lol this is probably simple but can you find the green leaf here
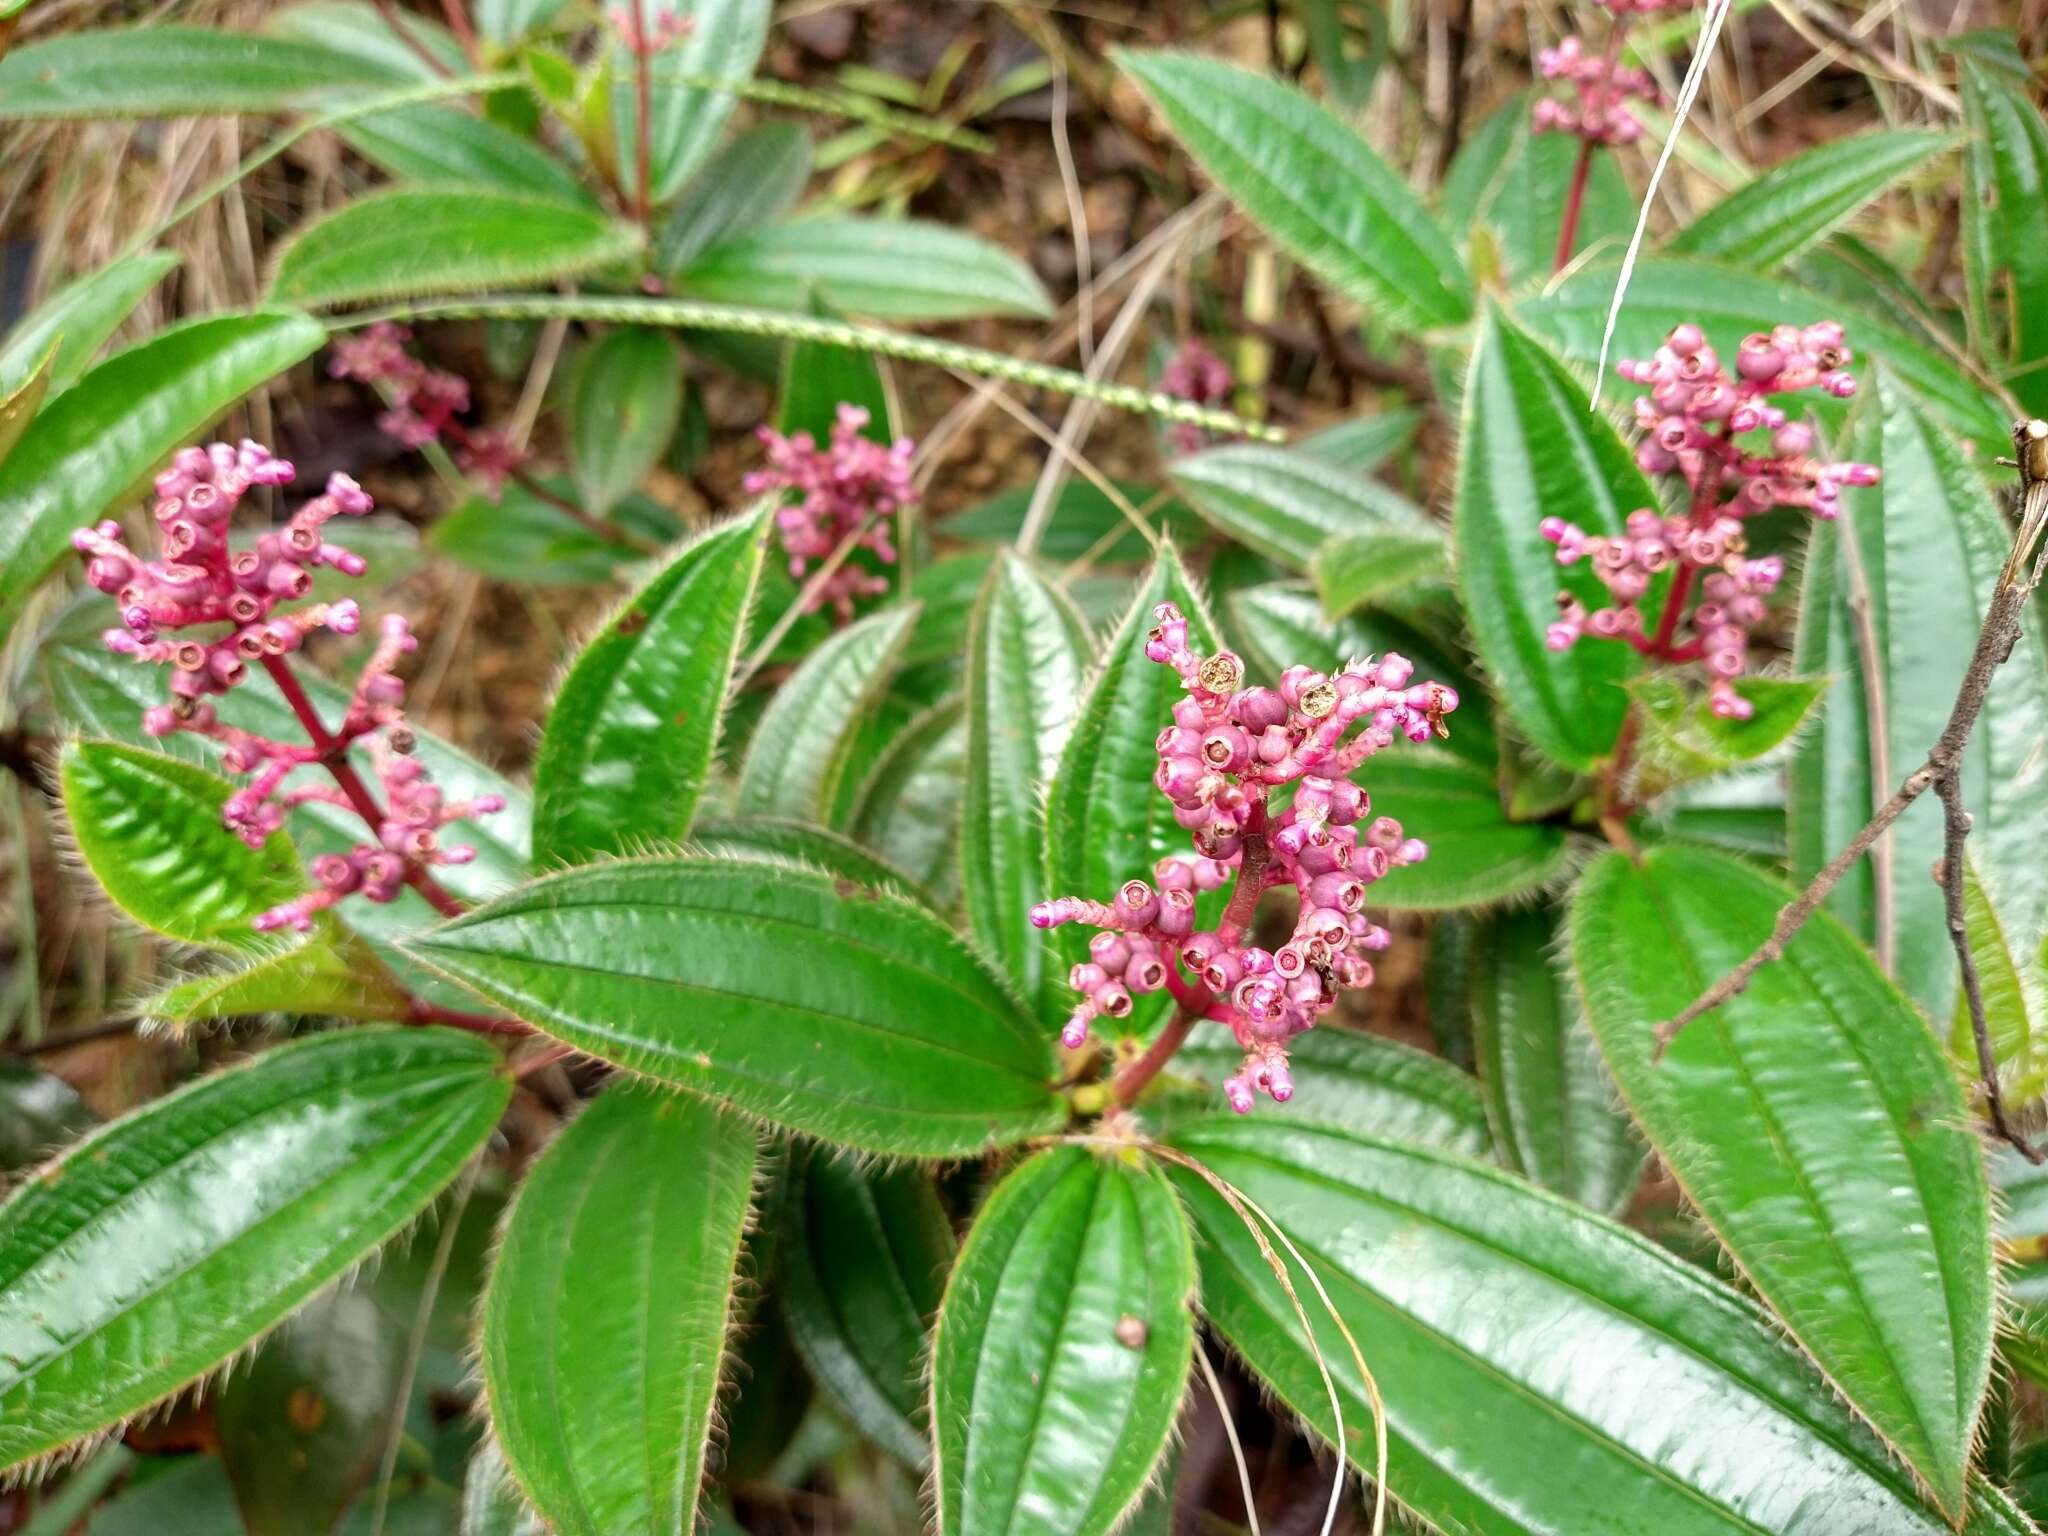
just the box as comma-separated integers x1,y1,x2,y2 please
1312,528,1452,620
1961,62,2048,408
0,1027,508,1475
616,0,770,206
60,740,305,949
1168,441,1434,572
1044,549,1218,1014
1516,257,2009,457
1359,748,1572,911
735,604,919,823
138,932,415,1027
482,1088,751,1536
0,1062,92,1173
778,327,892,445
1114,49,1470,333
0,342,53,474
1172,1021,1491,1154
0,25,406,118
679,218,1053,321
1453,305,1651,773
1441,92,1634,284
1297,408,1423,474
569,327,684,517
1468,907,1642,1214
1790,371,2048,1022
404,855,1063,1156
656,121,813,276
851,699,967,908
0,251,179,395
1570,844,1994,1517
1948,860,2048,1110
264,1,465,81
271,191,642,308
1670,130,1953,270
462,1442,546,1536
477,0,568,46
944,479,1199,563
337,105,596,207
778,1151,954,1466
533,511,765,864
1168,1115,2016,1536
1628,674,1829,793
427,479,673,586
932,1147,1194,1536
0,309,325,646
964,555,1087,1010
689,815,933,907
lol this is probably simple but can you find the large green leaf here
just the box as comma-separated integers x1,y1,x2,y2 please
533,511,766,865
263,1,466,81
1441,92,1633,283
1669,130,1953,269
679,218,1052,321
689,815,934,908
735,604,918,823
1114,50,1470,333
0,25,406,118
1168,441,1434,572
404,856,1062,1155
655,121,813,277
778,1151,954,1467
1358,747,1572,911
1468,907,1641,1214
338,105,596,207
0,251,179,395
139,933,414,1027
963,555,1086,1011
428,479,675,587
1516,257,2009,456
60,739,305,949
483,1088,753,1536
1790,371,2048,1022
1961,61,2048,408
1312,528,1452,621
0,1028,508,1474
1043,550,1218,1018
931,1146,1194,1536
1172,1021,1491,1154
1168,1116,2021,1536
270,190,642,307
570,327,684,517
617,0,771,207
1571,845,1993,1516
0,345,52,474
1453,305,1649,773
851,699,967,908
0,310,325,646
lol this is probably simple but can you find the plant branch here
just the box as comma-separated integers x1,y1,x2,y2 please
629,0,654,227
370,0,455,78
1655,425,2048,1168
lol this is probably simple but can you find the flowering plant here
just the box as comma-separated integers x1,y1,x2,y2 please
0,4,2045,1536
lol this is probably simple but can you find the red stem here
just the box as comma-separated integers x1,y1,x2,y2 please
630,0,654,228
408,1001,533,1036
259,653,467,921
438,0,480,67
1554,142,1594,274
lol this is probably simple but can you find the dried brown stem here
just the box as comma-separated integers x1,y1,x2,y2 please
1656,426,2048,1168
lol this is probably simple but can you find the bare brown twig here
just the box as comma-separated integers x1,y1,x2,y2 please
1656,421,2048,1162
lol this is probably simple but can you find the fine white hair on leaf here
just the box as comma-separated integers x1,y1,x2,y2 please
1593,0,1738,404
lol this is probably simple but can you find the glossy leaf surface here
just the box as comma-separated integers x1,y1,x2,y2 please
1358,748,1571,911
0,250,178,394
406,856,1062,1155
0,1027,507,1473
1170,1116,2014,1536
429,479,676,587
689,815,932,907
533,511,764,864
1452,306,1649,773
0,25,406,117
0,310,325,645
1468,908,1641,1214
60,740,304,949
1169,442,1432,572
680,218,1052,320
271,190,641,307
1571,845,1993,1516
779,1151,954,1466
963,555,1086,1010
483,1088,755,1536
1114,50,1470,333
932,1147,1194,1536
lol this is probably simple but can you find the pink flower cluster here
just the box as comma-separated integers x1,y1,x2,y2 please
1532,36,1655,145
1539,321,1880,719
329,323,524,498
744,403,916,622
1160,339,1234,456
608,3,692,53
1031,603,1457,1113
71,441,503,933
